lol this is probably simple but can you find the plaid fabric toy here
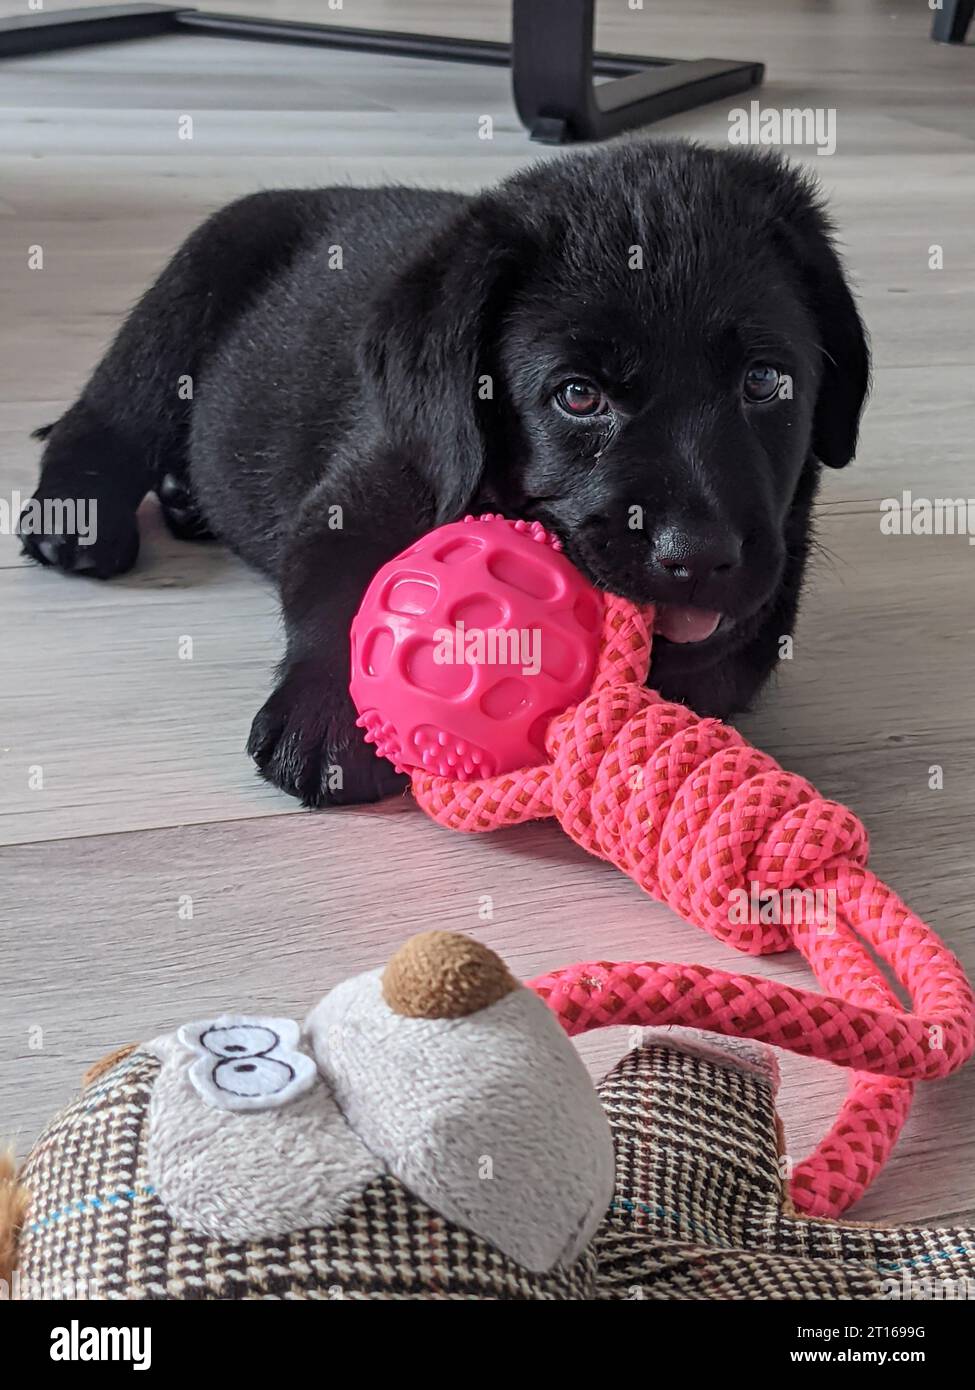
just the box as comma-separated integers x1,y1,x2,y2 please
4,932,973,1301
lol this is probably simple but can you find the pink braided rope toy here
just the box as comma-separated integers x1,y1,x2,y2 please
354,519,975,1217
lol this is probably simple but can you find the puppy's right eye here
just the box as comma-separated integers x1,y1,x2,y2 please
554,379,607,418
743,365,782,403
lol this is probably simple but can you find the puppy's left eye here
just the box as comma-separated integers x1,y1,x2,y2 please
743,365,782,403
554,379,608,418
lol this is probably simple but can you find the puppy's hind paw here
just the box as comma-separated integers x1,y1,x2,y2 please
19,486,139,579
157,472,215,542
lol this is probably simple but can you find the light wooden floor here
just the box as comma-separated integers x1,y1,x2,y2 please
1,0,974,1226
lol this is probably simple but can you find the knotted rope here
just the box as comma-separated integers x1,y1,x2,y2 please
412,595,975,1217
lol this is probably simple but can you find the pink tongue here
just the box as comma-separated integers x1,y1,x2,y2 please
655,605,722,644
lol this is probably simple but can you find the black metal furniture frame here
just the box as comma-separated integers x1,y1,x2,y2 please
931,0,974,44
0,0,765,144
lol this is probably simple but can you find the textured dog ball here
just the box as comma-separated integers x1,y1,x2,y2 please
350,515,603,780
382,931,518,1019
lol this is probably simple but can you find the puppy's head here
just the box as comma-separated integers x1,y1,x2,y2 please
360,142,869,669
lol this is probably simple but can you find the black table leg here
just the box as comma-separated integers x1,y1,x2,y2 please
931,0,974,44
512,0,763,143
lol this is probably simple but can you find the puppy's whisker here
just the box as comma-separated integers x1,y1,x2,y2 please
804,534,845,578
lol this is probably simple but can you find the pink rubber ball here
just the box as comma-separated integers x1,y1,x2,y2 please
350,514,604,780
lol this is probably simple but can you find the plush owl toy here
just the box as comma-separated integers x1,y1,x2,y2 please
4,931,974,1301
4,932,614,1300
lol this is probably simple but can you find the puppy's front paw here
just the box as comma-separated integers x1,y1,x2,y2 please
247,661,408,808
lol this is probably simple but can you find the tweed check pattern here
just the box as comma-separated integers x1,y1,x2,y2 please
412,595,975,1216
13,1052,595,1301
14,1040,975,1301
594,1038,975,1300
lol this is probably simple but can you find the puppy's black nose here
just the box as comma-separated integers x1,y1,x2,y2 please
651,526,742,583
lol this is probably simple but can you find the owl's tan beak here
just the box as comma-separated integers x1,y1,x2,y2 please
382,931,519,1019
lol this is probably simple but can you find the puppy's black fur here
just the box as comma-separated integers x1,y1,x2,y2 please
23,141,869,807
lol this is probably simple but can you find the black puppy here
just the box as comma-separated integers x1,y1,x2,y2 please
22,140,869,807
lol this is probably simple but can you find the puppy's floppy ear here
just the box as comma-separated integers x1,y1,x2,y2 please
358,196,527,522
768,172,871,470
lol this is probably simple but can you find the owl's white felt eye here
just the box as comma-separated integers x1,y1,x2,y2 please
177,1016,317,1112
199,1023,280,1058
211,1054,296,1098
